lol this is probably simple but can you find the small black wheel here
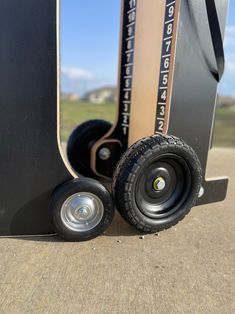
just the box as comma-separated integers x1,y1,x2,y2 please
67,119,112,177
50,178,114,241
113,135,202,233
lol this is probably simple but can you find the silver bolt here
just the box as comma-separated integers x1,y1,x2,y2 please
75,206,89,218
153,177,166,191
99,148,111,161
79,207,88,214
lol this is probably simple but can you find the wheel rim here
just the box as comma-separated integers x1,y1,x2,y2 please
135,153,192,219
60,192,104,232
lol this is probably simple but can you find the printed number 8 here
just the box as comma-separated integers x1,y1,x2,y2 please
167,23,173,36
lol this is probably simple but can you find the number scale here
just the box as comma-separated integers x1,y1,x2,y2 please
119,0,137,141
155,0,180,134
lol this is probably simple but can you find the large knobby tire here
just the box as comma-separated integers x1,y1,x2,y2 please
50,178,114,241
67,120,112,177
113,135,202,233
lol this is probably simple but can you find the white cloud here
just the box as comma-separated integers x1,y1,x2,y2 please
225,53,235,73
226,61,235,73
61,67,93,80
224,25,235,46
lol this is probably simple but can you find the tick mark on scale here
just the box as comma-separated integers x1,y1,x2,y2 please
166,1,176,7
165,19,174,24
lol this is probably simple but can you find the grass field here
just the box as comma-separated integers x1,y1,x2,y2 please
213,107,235,148
61,100,116,142
61,100,235,148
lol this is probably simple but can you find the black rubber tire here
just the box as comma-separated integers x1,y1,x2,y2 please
50,178,114,241
112,134,202,233
67,119,112,177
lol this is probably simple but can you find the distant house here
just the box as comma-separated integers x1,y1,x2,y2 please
61,93,80,102
217,96,235,109
83,87,117,103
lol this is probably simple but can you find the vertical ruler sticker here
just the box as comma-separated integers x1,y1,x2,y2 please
155,0,179,134
119,0,137,139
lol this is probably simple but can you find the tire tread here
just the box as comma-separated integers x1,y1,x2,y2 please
112,134,202,233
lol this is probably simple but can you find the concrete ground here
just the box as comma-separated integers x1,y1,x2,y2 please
0,149,234,314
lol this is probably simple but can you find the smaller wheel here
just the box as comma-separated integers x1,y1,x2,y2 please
67,119,112,177
50,178,114,241
113,135,202,233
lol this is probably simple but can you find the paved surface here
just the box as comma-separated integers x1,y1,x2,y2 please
0,149,234,314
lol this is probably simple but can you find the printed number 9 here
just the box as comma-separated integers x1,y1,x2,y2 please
168,5,174,18
129,0,136,9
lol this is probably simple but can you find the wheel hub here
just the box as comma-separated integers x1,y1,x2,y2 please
135,155,191,219
61,192,104,232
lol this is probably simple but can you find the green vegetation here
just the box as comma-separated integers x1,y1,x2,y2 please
61,100,235,148
213,107,235,148
61,100,116,142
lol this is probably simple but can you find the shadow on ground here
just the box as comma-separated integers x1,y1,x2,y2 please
13,212,141,242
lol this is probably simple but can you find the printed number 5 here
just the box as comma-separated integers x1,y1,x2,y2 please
162,74,168,85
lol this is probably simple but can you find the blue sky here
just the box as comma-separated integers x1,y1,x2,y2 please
61,0,235,97
219,1,235,96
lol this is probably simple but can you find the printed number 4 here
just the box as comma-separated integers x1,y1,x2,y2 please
161,90,167,101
